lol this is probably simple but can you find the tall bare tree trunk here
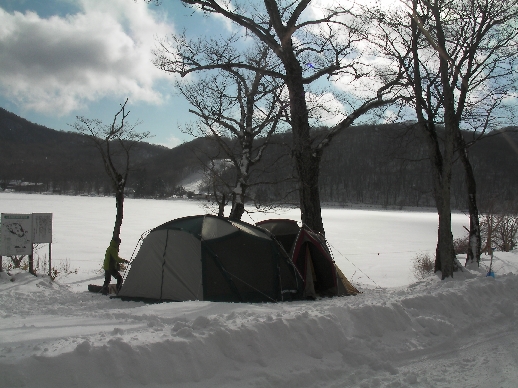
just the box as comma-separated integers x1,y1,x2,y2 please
293,150,324,233
217,193,226,218
456,134,481,264
420,124,455,278
284,53,325,234
435,188,455,277
433,122,455,278
421,0,457,279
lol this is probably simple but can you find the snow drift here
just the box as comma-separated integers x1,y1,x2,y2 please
1,266,518,388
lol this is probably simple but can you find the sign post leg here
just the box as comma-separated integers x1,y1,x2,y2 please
48,244,52,277
29,245,34,275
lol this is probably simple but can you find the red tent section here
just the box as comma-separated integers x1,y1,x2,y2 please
256,219,360,298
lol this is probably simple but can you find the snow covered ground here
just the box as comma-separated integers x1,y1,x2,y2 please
1,193,518,387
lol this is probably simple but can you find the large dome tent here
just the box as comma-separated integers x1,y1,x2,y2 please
117,215,304,303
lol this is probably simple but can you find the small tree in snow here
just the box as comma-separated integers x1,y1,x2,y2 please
481,213,518,253
412,252,435,280
71,99,151,241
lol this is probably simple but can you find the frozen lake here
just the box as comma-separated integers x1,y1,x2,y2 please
0,193,469,288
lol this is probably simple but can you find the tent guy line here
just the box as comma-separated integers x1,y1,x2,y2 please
326,241,383,289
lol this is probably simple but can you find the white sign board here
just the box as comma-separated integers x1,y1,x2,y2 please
0,213,33,256
32,213,53,243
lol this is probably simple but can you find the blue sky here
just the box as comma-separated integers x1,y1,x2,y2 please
0,0,233,148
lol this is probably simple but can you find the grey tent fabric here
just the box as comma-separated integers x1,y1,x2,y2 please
118,215,304,303
118,230,202,301
161,231,203,300
119,230,168,300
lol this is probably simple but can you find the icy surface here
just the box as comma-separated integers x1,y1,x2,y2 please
1,193,517,388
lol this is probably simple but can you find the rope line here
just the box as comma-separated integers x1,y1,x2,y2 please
296,223,383,290
326,241,383,289
335,249,434,256
122,229,150,282
477,254,515,275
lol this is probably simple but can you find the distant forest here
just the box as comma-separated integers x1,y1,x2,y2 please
1,107,517,212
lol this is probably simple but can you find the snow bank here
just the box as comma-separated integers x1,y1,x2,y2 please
1,266,518,388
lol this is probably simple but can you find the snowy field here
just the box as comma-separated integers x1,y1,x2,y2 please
1,193,518,387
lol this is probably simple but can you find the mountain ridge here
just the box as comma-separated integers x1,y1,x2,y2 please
1,107,517,211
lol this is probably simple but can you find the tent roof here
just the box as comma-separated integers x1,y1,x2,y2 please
154,215,272,242
154,215,204,235
256,219,300,236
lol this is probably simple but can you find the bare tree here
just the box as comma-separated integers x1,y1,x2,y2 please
178,47,287,220
480,213,518,253
480,199,518,253
424,0,518,267
152,0,407,234
203,158,232,217
494,215,518,252
373,0,518,277
71,99,151,241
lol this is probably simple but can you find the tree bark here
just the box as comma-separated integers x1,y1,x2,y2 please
218,193,226,217
432,123,455,278
456,134,481,264
229,176,246,220
420,124,455,278
435,190,455,278
112,187,124,241
293,150,324,233
283,50,325,234
229,197,245,220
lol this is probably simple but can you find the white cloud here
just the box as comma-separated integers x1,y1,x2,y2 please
188,1,236,32
308,0,407,16
300,0,408,101
382,109,399,124
0,0,176,116
158,134,182,149
305,91,347,127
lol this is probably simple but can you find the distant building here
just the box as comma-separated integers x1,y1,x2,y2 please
7,181,45,193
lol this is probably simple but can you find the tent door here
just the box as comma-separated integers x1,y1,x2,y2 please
303,245,317,299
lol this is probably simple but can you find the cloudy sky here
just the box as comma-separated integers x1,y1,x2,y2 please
0,0,401,148
0,0,230,148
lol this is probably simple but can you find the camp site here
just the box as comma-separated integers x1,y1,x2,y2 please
114,215,358,303
2,0,518,385
2,193,518,388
